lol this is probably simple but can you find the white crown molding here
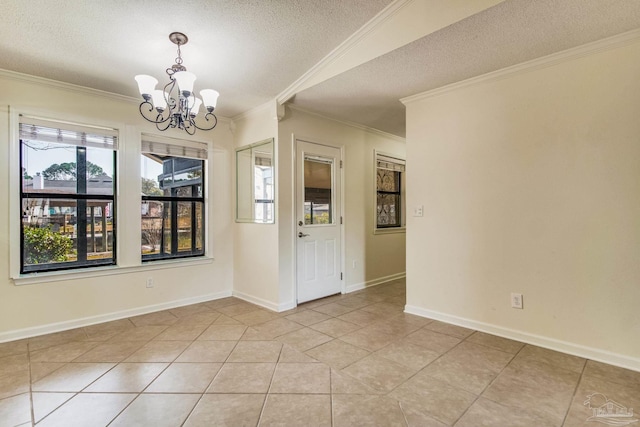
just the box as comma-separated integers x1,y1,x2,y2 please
0,68,233,125
287,104,406,143
276,0,412,104
0,68,139,104
231,99,275,123
401,28,640,105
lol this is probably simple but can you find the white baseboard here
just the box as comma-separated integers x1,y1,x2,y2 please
405,305,640,373
346,272,406,293
232,290,282,312
0,290,233,343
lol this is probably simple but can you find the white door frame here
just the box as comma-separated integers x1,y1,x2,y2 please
292,135,345,305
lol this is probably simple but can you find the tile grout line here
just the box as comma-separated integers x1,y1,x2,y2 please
173,312,233,427
560,358,588,427
448,340,525,426
255,344,285,426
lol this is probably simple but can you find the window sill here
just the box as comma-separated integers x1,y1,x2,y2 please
374,227,406,235
12,256,214,286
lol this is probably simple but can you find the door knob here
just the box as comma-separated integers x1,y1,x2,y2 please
298,232,310,238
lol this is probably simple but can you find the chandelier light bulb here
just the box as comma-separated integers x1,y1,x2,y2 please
173,71,196,96
190,97,203,117
135,75,158,98
200,89,219,111
150,90,167,111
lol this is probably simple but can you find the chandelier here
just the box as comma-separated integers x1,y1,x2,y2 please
135,32,219,135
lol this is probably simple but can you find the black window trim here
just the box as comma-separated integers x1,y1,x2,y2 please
19,143,117,274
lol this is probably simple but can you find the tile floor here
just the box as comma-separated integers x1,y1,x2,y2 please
1,280,638,426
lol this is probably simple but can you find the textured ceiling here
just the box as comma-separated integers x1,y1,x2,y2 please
3,0,640,136
291,0,640,137
0,0,391,118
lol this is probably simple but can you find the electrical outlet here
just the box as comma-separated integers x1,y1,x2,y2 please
146,278,154,288
413,206,424,217
511,293,523,309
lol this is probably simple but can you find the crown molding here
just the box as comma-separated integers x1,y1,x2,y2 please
0,68,139,103
401,28,640,105
287,104,406,143
0,68,233,126
231,99,275,123
276,0,412,105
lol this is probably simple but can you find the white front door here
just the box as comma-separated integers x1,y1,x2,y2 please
296,140,342,303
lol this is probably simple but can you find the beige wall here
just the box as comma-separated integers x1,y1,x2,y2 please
277,107,406,307
0,73,235,340
404,39,640,369
232,102,281,309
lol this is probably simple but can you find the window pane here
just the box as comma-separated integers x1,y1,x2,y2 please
255,164,274,222
177,202,192,252
22,198,77,267
377,169,400,192
304,158,332,225
22,140,78,194
85,201,115,259
163,202,172,254
377,193,401,227
141,201,164,255
86,148,114,195
22,141,114,196
195,202,204,251
141,155,164,196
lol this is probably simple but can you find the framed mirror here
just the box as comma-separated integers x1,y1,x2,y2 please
236,138,274,223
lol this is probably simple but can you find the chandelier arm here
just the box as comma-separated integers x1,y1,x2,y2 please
139,101,172,125
184,121,196,136
193,112,218,131
155,115,175,131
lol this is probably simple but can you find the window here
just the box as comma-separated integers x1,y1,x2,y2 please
304,156,333,225
376,153,405,230
235,139,274,223
254,151,274,223
19,117,117,273
141,137,206,261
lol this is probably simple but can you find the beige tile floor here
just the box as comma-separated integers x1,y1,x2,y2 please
1,280,639,426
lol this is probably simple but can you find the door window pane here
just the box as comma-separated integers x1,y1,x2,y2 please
304,158,333,225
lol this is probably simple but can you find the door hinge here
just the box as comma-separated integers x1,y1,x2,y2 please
340,216,343,224
340,272,343,280
340,160,343,168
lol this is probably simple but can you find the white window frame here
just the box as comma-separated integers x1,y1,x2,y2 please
8,107,213,285
373,150,406,235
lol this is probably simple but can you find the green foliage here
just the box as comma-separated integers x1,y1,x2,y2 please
23,226,73,264
42,161,106,180
141,178,163,196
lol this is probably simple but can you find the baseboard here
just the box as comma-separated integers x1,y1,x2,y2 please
232,290,281,312
404,305,640,373
0,290,233,343
346,272,406,293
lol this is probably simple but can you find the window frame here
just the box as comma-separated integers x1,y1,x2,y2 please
374,150,406,235
141,136,207,262
18,116,118,274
